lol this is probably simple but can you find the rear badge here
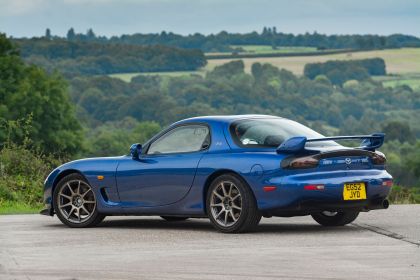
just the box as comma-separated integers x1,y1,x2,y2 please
319,157,369,166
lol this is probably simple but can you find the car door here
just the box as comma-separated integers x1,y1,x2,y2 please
116,124,211,207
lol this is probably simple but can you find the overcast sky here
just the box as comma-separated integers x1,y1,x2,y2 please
1,0,420,38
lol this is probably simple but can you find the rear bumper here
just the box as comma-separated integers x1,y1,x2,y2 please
254,169,392,213
262,197,389,217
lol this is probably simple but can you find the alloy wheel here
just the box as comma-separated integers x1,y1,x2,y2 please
57,180,97,224
210,181,242,227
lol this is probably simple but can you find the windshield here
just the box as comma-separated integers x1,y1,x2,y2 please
230,118,339,148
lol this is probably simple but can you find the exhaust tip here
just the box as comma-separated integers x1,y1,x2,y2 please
382,199,389,209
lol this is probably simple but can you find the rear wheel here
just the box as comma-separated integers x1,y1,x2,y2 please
311,211,359,226
160,216,189,222
206,174,261,233
53,174,105,228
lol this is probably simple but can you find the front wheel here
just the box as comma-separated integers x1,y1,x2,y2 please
311,211,359,226
206,174,261,233
53,173,105,228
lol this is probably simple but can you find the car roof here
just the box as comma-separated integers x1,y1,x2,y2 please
177,114,283,124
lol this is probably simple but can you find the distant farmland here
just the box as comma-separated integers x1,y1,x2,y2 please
205,48,420,75
110,48,420,86
231,45,317,54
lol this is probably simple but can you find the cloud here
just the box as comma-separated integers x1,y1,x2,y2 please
0,0,47,16
0,0,419,37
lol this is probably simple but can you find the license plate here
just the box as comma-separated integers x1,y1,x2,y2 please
343,182,366,200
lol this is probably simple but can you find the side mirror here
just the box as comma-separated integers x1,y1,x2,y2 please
130,143,142,159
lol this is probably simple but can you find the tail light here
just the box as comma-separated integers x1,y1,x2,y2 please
304,184,325,190
286,156,319,169
382,179,393,187
372,152,386,165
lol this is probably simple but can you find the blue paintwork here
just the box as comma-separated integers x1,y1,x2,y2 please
43,115,392,217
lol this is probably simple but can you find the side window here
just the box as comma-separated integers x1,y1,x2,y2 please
147,125,210,154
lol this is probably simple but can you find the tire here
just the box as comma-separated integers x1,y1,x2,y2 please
206,173,261,233
53,173,105,228
160,216,189,222
311,211,359,226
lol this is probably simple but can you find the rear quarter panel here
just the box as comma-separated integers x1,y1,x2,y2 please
192,151,286,210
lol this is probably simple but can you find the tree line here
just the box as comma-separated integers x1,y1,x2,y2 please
14,38,207,76
36,27,420,52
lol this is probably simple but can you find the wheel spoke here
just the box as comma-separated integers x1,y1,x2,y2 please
76,208,81,222
84,200,95,204
67,207,75,219
230,210,238,222
221,183,228,196
228,183,233,197
212,190,223,200
59,202,72,208
210,203,223,207
224,210,229,225
232,194,240,201
66,183,75,195
60,193,72,200
76,181,81,195
215,209,225,219
81,188,92,198
232,204,242,210
81,205,91,216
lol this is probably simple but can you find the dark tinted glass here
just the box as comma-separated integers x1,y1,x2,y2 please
230,118,338,148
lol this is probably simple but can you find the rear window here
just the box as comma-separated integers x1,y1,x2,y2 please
230,118,339,148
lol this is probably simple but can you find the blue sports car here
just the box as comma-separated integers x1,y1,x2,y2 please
41,115,392,233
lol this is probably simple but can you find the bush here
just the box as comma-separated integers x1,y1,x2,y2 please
303,58,385,86
388,185,420,204
0,144,62,209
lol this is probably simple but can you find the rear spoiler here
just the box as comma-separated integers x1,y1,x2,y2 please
276,133,385,154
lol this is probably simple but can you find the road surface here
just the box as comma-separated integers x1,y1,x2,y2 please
1,205,419,279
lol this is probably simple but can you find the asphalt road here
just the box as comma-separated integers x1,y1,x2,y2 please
1,205,419,280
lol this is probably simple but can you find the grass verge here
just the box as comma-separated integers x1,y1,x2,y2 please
388,185,420,204
0,201,42,215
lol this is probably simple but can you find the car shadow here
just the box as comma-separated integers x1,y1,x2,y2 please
97,217,214,232
82,217,360,234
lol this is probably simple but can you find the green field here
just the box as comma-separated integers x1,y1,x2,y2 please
373,73,420,90
205,48,420,75
110,48,420,88
230,45,317,54
205,45,319,57
109,70,205,82
382,79,420,89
